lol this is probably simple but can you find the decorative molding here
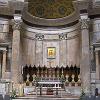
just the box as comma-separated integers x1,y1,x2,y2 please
66,34,79,40
22,7,79,27
12,19,22,30
35,34,44,40
23,34,79,41
23,19,79,28
80,19,89,29
22,22,80,34
59,33,67,40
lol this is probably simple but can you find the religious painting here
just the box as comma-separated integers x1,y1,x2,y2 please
47,47,56,59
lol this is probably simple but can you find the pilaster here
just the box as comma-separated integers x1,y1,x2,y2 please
80,14,91,94
59,33,67,67
35,34,44,66
11,15,22,84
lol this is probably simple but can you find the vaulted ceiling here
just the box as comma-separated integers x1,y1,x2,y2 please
28,0,75,19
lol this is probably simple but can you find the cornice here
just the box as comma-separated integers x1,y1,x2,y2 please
21,22,81,34
22,6,80,27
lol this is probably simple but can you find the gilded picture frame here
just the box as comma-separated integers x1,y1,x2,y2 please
47,47,56,59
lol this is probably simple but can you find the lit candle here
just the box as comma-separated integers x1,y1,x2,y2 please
21,66,23,74
19,84,23,96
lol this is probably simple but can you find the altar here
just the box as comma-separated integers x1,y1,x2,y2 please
35,77,64,96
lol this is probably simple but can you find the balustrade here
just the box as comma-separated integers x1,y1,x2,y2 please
22,64,81,87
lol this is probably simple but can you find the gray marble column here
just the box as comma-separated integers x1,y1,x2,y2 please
90,46,96,72
11,17,22,84
6,45,12,71
35,34,44,66
95,51,100,80
80,17,91,93
59,34,67,67
90,46,96,95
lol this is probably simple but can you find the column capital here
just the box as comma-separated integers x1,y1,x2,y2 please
59,33,67,40
35,34,44,40
80,18,89,29
12,19,22,30
95,50,99,55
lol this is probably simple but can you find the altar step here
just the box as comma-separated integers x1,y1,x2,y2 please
12,96,79,100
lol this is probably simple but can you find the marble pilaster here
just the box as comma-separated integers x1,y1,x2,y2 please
59,34,67,67
67,31,80,66
35,34,44,66
80,16,91,93
11,17,22,84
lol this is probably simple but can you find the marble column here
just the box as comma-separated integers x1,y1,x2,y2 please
35,34,44,66
80,16,91,93
90,46,96,72
59,34,67,67
6,45,12,72
2,50,7,79
95,51,100,80
90,46,96,95
11,18,22,84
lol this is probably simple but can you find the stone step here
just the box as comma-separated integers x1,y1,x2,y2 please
11,98,79,100
12,95,79,100
12,97,79,100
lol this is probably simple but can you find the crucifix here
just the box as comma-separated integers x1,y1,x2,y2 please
47,59,53,77
49,61,52,67
48,59,52,67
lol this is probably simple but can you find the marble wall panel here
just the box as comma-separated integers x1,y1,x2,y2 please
67,31,80,66
43,41,59,67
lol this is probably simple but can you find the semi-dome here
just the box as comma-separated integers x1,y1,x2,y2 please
28,0,75,19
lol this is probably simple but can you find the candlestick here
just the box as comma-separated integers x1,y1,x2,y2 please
21,66,23,74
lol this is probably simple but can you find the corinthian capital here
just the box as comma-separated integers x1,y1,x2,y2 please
59,33,67,40
80,19,89,29
12,19,22,30
35,34,44,40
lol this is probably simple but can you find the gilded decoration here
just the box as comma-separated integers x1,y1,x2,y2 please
28,0,75,19
47,47,56,59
